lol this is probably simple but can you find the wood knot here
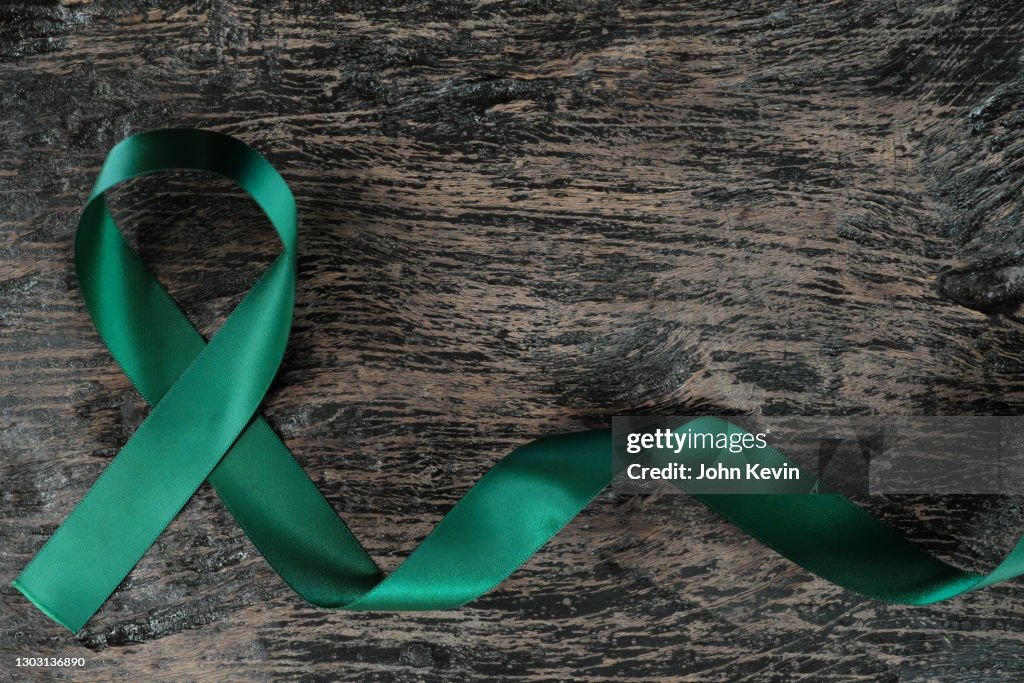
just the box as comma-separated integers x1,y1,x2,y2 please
938,260,1024,313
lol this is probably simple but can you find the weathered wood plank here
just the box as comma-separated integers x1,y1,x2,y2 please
3,1,1024,680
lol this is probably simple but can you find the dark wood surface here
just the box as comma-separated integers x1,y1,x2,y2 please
4,1,1024,680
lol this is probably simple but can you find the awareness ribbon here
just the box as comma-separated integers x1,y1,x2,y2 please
14,129,1024,634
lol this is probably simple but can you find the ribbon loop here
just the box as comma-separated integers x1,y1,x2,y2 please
15,130,302,632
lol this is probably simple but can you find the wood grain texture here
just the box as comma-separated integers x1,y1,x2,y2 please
3,1,1024,680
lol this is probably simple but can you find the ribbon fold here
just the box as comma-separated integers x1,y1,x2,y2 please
14,129,1024,633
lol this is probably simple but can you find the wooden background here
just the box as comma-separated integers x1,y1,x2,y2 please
3,1,1024,680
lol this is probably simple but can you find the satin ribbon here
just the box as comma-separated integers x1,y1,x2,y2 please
14,129,1024,634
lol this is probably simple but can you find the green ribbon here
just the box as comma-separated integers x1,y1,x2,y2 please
13,129,1024,634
